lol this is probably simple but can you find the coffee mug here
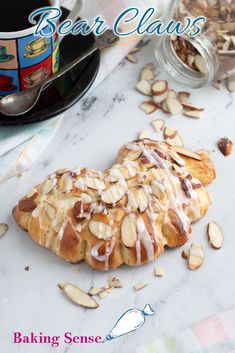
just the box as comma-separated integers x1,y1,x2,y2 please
0,0,84,97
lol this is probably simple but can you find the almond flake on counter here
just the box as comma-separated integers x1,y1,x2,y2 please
207,222,224,249
151,119,165,133
218,137,233,156
89,287,105,296
140,66,154,81
163,127,178,139
165,134,184,147
136,80,152,96
181,249,190,260
99,287,113,299
133,282,148,291
58,282,99,309
188,243,204,271
126,54,137,63
139,130,149,139
0,223,9,239
108,276,123,288
154,266,165,277
184,110,203,119
140,101,157,114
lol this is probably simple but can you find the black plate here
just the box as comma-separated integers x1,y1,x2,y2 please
0,13,100,126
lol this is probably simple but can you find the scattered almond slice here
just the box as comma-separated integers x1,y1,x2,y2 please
188,243,204,270
181,249,190,260
178,91,191,104
166,97,183,115
99,287,113,299
171,146,202,161
140,101,157,114
136,80,152,96
133,282,148,291
218,137,233,156
184,110,203,119
165,134,184,147
129,47,140,54
44,202,56,220
58,283,99,309
163,127,178,139
207,222,224,249
108,276,123,288
154,266,165,277
151,119,165,133
140,66,154,81
0,223,9,239
126,54,137,63
182,103,204,111
227,77,235,92
152,80,168,104
88,287,104,296
139,130,149,139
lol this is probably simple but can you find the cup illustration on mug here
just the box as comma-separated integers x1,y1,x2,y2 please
0,75,17,91
0,45,15,63
23,66,49,88
24,37,49,59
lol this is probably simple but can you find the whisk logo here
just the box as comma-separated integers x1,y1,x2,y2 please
103,304,155,343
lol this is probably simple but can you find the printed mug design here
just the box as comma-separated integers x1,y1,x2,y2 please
0,25,58,97
24,66,49,88
0,74,17,91
24,37,49,59
0,45,15,63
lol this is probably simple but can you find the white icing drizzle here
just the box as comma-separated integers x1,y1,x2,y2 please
91,237,115,270
136,217,154,264
183,178,200,219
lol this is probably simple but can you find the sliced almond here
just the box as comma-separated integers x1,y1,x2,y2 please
218,137,233,156
194,55,207,74
167,89,178,99
0,223,9,239
127,187,148,212
84,177,105,191
178,91,191,104
136,80,152,96
207,222,224,249
140,101,157,114
165,134,184,147
152,80,168,104
163,127,178,139
140,67,154,81
126,54,137,63
151,119,165,133
42,178,57,195
154,266,165,277
133,282,148,291
59,173,73,193
101,180,127,204
126,149,142,161
171,146,202,161
44,202,56,220
181,249,190,260
161,99,170,113
151,180,165,200
184,110,203,119
121,213,137,248
58,283,98,309
226,77,235,92
99,287,113,299
88,287,104,296
166,97,183,115
188,243,204,270
138,130,149,139
89,221,114,240
130,47,140,54
109,277,123,288
182,103,204,111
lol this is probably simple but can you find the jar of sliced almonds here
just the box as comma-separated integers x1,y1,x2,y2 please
155,0,235,89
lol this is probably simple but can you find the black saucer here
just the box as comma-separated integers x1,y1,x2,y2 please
0,15,100,126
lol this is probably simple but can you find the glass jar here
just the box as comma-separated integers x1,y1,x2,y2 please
155,0,235,88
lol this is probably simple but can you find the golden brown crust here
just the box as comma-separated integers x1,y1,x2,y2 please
13,139,215,270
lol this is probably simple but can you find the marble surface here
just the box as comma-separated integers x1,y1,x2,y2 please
1,39,235,353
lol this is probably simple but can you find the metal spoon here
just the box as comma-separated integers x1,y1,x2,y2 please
0,30,119,117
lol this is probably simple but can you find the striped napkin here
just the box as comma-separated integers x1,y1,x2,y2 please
134,307,235,353
0,0,164,183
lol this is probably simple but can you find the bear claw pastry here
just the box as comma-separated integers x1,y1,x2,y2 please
13,139,216,271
